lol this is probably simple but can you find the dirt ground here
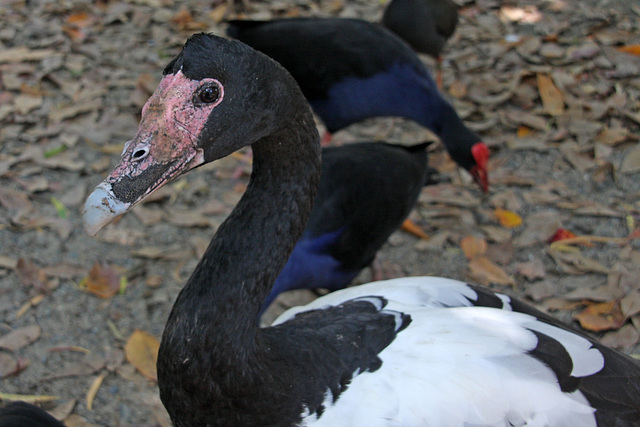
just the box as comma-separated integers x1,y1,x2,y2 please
1,0,640,425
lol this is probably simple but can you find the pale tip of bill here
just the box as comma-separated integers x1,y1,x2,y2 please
82,183,131,237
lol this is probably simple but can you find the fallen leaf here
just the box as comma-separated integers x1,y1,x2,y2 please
514,210,563,247
14,94,42,114
460,235,487,260
575,301,625,332
0,353,29,378
124,330,160,381
600,324,640,350
0,47,55,63
0,256,18,270
494,208,522,228
130,245,188,260
400,219,429,240
83,262,121,299
617,45,640,56
0,325,41,351
516,126,534,138
15,258,51,292
524,280,556,302
620,144,640,174
548,249,611,275
48,400,76,423
621,290,640,318
468,256,515,286
547,228,577,243
537,73,565,116
67,11,93,28
86,373,106,411
0,392,59,403
515,258,546,280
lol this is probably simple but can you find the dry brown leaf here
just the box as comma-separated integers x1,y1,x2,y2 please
0,325,41,351
564,285,616,302
595,125,630,146
468,256,515,286
16,258,51,292
14,94,42,114
48,400,76,423
600,324,640,349
524,280,556,302
548,249,611,275
0,353,29,378
448,80,468,99
208,3,228,23
86,373,106,410
0,255,17,271
0,392,59,403
620,144,640,174
621,289,640,318
515,258,546,281
0,47,55,63
84,262,121,299
514,210,563,247
130,245,188,260
125,330,160,381
575,301,625,332
167,209,214,228
537,74,565,116
460,235,487,260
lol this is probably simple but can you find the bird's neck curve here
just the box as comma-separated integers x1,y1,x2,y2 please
157,111,320,411
431,102,481,172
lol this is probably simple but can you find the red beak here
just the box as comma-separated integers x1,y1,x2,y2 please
471,142,490,193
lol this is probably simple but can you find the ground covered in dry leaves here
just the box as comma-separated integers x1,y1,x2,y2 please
1,0,640,424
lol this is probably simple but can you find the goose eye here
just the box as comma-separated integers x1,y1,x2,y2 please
198,84,221,104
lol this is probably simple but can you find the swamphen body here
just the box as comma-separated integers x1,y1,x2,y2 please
382,0,459,60
0,402,64,427
83,34,640,426
263,142,430,312
226,17,489,192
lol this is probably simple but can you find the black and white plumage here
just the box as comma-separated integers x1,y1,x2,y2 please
82,34,640,426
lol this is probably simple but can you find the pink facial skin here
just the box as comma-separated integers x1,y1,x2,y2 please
107,70,223,196
83,70,224,236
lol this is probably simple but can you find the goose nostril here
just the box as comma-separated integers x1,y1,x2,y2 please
132,147,149,161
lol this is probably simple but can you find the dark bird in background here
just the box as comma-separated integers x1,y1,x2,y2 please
0,401,65,427
382,0,459,88
226,17,489,192
262,142,433,314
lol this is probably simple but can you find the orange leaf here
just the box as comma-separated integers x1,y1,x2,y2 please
537,73,565,116
574,301,625,332
460,235,487,260
84,261,120,299
516,126,533,138
66,11,92,28
617,45,640,56
401,219,429,240
494,208,522,228
468,256,515,286
125,330,160,381
547,228,576,243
